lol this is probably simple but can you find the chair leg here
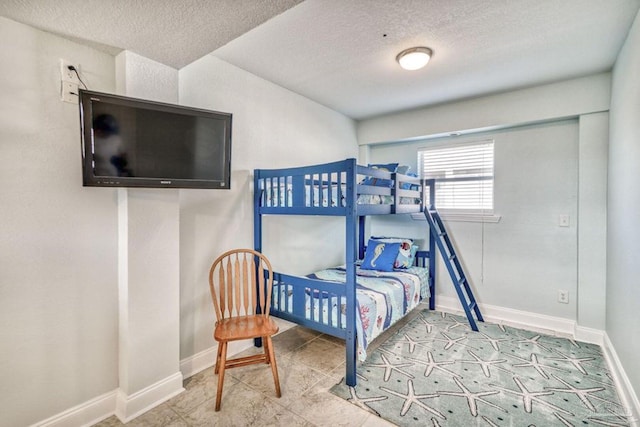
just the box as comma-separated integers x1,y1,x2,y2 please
214,341,223,374
263,336,271,365
215,341,228,411
266,336,281,398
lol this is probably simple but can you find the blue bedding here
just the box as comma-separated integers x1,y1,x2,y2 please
272,265,429,360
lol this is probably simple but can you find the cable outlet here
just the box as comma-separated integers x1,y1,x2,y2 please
60,59,80,84
558,290,569,304
61,81,79,104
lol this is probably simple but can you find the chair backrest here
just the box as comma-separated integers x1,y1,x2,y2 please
208,249,274,322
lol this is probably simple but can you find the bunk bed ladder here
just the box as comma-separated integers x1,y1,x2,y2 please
423,207,484,331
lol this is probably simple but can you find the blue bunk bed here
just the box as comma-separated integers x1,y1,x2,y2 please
253,158,436,387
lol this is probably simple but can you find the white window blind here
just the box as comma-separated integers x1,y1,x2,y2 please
418,140,494,212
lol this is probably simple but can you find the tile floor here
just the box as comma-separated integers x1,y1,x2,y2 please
93,326,392,427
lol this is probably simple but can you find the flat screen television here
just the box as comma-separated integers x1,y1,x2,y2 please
79,89,232,189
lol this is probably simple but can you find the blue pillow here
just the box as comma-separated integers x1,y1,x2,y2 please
361,241,401,272
400,172,418,190
361,163,398,187
371,236,417,268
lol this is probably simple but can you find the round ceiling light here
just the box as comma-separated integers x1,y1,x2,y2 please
396,47,433,71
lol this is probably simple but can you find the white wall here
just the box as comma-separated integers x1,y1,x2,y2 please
178,56,358,363
0,17,118,427
368,121,579,320
608,8,640,414
113,52,184,421
577,112,608,329
358,73,611,145
358,75,610,331
115,51,178,103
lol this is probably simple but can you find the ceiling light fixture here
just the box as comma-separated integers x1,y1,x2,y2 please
396,47,433,71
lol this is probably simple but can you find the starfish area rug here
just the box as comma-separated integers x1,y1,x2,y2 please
330,309,632,426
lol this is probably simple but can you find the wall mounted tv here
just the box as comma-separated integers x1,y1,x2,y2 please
80,89,232,189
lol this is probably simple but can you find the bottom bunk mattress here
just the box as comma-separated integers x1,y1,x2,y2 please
271,265,430,360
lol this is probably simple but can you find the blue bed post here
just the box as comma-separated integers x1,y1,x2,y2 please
358,216,366,260
253,171,264,347
345,159,358,387
426,179,436,310
254,171,262,254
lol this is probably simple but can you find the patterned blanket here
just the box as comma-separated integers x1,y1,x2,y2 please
273,266,429,360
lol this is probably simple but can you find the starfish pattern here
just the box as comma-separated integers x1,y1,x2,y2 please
491,377,574,416
346,386,388,416
553,411,576,426
469,331,510,351
512,334,556,353
563,338,603,354
431,331,472,350
459,349,510,378
417,315,437,333
548,348,597,375
392,332,433,353
545,374,609,411
568,338,582,348
330,310,627,425
437,376,506,417
577,374,615,389
445,316,471,331
481,415,501,427
406,351,460,378
509,352,569,379
356,371,369,382
380,379,445,419
368,353,414,382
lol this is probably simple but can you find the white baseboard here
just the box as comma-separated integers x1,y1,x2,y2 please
603,333,640,427
115,372,185,423
180,345,219,379
29,391,117,427
30,373,185,427
574,324,605,346
435,296,578,338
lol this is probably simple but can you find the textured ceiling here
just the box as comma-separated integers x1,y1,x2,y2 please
0,0,303,69
214,0,640,119
1,0,639,119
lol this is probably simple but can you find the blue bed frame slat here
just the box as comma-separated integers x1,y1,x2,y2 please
254,158,434,387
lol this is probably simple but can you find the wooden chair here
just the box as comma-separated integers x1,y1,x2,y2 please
207,248,281,411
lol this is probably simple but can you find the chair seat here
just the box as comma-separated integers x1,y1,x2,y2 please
214,315,279,342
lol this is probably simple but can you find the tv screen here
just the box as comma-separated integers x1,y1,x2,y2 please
79,89,232,189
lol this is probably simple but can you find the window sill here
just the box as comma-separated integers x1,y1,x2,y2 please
411,212,502,223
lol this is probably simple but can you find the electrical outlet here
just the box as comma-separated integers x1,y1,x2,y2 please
558,214,570,227
61,81,79,104
558,290,569,304
60,59,80,84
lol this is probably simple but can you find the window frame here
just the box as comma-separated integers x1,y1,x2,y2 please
417,139,499,222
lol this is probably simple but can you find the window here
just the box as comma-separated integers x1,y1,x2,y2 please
418,140,494,214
